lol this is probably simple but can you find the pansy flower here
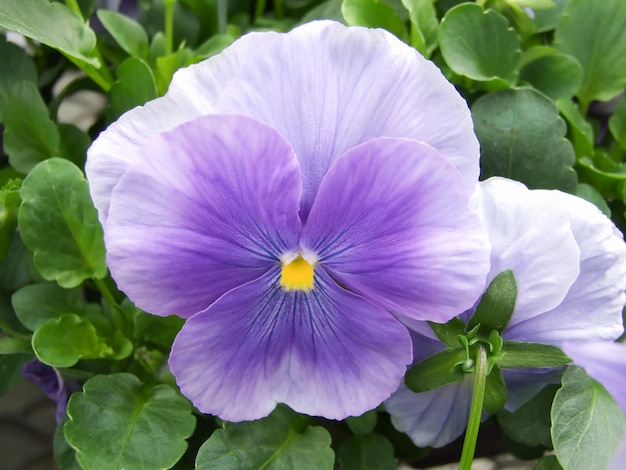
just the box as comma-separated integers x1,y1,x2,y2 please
386,177,626,447
87,21,490,421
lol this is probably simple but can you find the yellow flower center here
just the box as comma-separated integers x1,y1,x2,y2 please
280,256,314,291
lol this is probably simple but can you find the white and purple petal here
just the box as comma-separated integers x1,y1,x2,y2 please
302,137,490,323
105,115,302,317
170,268,412,421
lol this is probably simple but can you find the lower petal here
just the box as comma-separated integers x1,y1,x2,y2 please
169,267,412,421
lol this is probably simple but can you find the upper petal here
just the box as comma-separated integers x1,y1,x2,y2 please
302,137,490,323
210,20,480,218
105,115,302,317
169,267,413,421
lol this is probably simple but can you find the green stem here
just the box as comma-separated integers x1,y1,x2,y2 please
254,0,267,23
94,277,118,308
65,0,84,21
164,0,177,54
274,0,285,19
66,55,113,92
217,0,227,34
459,344,488,470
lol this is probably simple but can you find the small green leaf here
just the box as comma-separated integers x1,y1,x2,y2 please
18,158,107,288
32,314,111,367
402,0,439,57
428,316,466,348
520,53,582,101
554,0,626,106
499,341,571,369
556,98,594,159
337,433,396,470
473,88,577,192
483,366,507,414
0,179,21,262
131,306,184,348
609,96,626,150
3,81,60,173
155,46,192,96
346,409,378,435
404,348,466,393
341,0,408,41
551,367,626,470
0,0,99,66
106,57,158,123
97,9,149,59
194,34,236,61
439,3,520,86
195,405,334,470
467,270,517,335
65,373,195,470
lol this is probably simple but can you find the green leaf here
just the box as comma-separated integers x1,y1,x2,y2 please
0,353,31,395
32,314,111,367
404,348,465,393
0,36,37,122
520,53,582,101
0,179,21,262
0,336,32,354
467,270,517,335
531,0,567,32
510,0,554,8
337,433,396,470
2,81,60,173
341,0,408,41
439,3,520,86
473,88,577,192
428,316,466,348
554,0,626,106
534,455,563,470
106,57,159,123
402,0,439,57
193,33,236,61
58,124,91,169
551,367,626,470
155,46,192,96
499,341,571,369
97,9,149,59
0,0,99,66
132,307,184,348
609,96,626,150
575,184,611,217
18,158,107,288
556,98,594,159
483,366,507,414
346,409,378,435
54,417,81,470
65,373,195,470
195,405,334,470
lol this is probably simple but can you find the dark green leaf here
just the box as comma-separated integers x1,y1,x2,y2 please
346,409,378,435
534,455,563,470
0,179,21,262
556,98,594,159
97,9,149,59
428,316,466,348
131,306,184,348
554,0,626,106
499,341,571,369
609,96,626,150
473,88,577,192
54,417,81,470
439,3,520,86
405,348,465,393
0,0,99,66
575,184,611,217
18,158,107,287
0,235,35,291
551,367,626,470
341,0,408,41
65,373,195,470
532,0,567,33
0,36,37,121
58,123,91,168
467,270,517,335
106,57,158,123
0,354,30,395
337,433,396,470
3,81,60,173
520,53,582,101
483,365,507,414
195,405,334,470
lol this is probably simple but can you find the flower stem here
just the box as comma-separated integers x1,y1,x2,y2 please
254,0,267,23
459,344,488,470
164,0,177,54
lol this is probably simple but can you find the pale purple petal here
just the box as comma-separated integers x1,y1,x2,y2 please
169,267,412,421
211,21,480,218
385,376,474,448
105,115,301,317
506,191,626,343
501,368,565,411
473,177,580,327
610,434,626,470
302,138,489,322
86,30,280,224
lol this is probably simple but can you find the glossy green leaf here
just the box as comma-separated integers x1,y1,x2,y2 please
337,433,396,470
346,409,378,435
106,57,158,123
341,0,407,41
520,53,582,101
32,314,111,367
0,0,99,66
405,348,465,393
97,9,149,59
428,316,466,348
195,405,334,469
18,158,107,288
499,341,571,369
551,367,626,470
2,81,60,173
483,366,507,414
402,0,438,57
609,96,626,150
556,98,594,159
473,88,577,191
439,3,520,85
467,270,517,335
65,373,195,470
554,0,626,106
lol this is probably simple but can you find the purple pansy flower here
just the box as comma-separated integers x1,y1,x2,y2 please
561,341,626,470
386,177,626,447
87,21,491,421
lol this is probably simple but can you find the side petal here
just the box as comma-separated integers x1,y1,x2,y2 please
302,137,490,323
105,115,302,317
211,20,479,218
86,30,281,224
385,377,474,448
474,177,580,328
506,190,626,342
169,267,413,421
